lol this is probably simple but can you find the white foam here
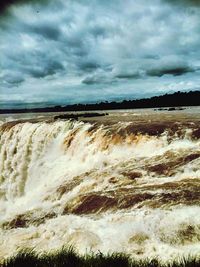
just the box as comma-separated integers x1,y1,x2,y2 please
0,120,199,260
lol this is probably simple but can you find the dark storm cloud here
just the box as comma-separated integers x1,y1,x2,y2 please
115,73,141,80
29,24,61,40
114,60,196,79
147,66,193,77
0,0,48,13
77,61,100,72
26,60,64,78
1,0,200,106
0,0,25,13
145,59,196,77
166,0,200,6
2,73,24,85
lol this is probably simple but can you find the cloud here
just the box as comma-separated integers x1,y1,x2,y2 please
165,0,200,7
0,0,48,14
82,70,112,84
0,0,200,107
29,24,61,40
147,66,193,77
25,60,64,78
145,57,196,77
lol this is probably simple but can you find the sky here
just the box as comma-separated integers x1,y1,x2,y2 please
1,0,200,108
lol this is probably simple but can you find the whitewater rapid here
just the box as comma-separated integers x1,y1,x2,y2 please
0,112,199,260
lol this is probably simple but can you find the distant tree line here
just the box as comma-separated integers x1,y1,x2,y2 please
0,90,200,114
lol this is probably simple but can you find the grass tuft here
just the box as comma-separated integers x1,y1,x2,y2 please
2,249,39,267
1,247,200,267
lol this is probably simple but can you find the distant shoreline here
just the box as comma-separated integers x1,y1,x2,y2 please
0,90,199,114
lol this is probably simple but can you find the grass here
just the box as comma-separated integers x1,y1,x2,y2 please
1,247,200,267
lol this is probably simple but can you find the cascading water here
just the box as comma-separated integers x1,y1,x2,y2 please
0,112,200,261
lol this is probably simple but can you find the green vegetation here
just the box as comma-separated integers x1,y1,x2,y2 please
1,247,200,267
0,90,200,114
